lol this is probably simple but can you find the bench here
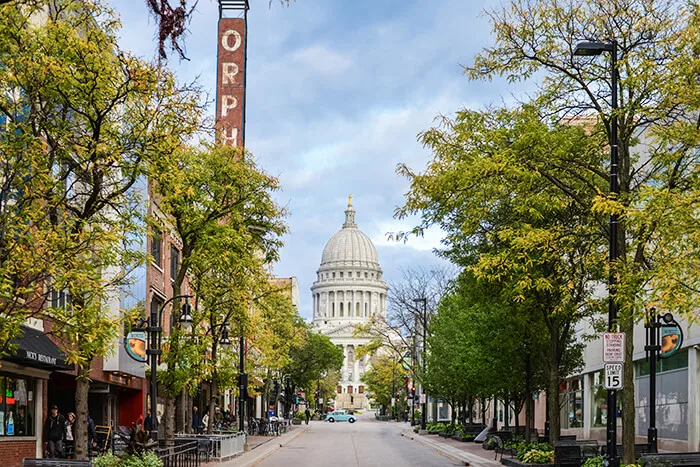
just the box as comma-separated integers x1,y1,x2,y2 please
640,452,700,467
493,436,517,461
23,460,91,467
601,443,651,460
554,444,581,467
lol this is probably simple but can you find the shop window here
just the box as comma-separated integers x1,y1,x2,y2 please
151,229,162,268
0,375,35,436
560,377,583,429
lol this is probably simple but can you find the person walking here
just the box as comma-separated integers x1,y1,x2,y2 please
64,413,75,459
43,405,66,458
87,414,97,456
192,406,201,434
304,408,310,425
144,409,153,433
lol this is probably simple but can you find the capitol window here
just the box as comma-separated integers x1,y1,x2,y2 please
333,272,336,278
365,272,368,278
348,271,352,278
339,272,343,278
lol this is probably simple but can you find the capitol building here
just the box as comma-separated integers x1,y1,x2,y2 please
311,196,388,410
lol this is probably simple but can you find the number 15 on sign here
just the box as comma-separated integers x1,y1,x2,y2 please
604,363,624,390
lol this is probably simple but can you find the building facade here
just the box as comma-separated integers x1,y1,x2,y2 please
312,197,387,410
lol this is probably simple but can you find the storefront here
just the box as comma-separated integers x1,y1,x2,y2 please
0,325,72,467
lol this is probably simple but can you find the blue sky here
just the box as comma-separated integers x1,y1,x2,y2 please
111,0,515,320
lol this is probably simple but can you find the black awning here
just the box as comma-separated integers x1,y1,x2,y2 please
4,326,73,371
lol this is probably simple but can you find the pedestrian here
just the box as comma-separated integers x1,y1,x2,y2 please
87,414,97,455
64,412,75,459
202,409,209,432
144,409,153,432
43,405,66,458
192,406,201,434
304,408,310,425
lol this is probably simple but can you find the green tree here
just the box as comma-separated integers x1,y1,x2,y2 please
285,329,344,395
461,0,700,458
151,142,287,439
360,354,409,416
0,0,201,459
397,106,602,440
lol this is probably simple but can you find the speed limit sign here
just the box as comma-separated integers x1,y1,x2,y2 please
604,363,624,389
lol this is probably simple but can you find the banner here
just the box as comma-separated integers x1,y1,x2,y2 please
216,18,246,148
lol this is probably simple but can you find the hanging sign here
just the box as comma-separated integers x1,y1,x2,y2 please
125,331,147,363
660,323,683,358
216,17,246,148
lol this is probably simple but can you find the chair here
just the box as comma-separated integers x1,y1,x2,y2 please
95,425,112,454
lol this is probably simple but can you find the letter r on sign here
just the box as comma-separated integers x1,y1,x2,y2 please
222,63,239,84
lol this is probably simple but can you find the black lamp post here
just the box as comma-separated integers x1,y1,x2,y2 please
136,294,194,442
413,298,428,431
574,39,619,467
238,335,247,432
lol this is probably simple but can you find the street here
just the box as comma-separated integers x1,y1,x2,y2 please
253,415,461,467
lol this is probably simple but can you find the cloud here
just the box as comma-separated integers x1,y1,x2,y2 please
109,0,518,321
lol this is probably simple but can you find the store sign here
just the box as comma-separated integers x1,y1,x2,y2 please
125,331,147,363
602,332,625,363
216,18,246,148
660,324,683,358
24,350,57,366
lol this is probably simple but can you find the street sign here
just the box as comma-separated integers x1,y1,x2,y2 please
604,363,624,389
603,332,625,362
420,394,427,404
391,398,395,406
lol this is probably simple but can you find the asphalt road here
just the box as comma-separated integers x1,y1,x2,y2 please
253,413,461,467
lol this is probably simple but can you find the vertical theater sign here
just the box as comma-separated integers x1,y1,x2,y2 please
216,1,248,148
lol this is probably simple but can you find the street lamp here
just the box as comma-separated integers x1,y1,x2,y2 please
134,294,194,442
574,39,619,467
413,297,428,431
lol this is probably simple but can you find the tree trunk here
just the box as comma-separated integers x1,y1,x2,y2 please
177,388,187,433
514,397,520,433
547,367,560,443
481,397,487,427
73,367,90,460
622,314,635,463
450,399,456,426
164,395,176,446
525,397,533,443
525,358,533,442
208,379,218,433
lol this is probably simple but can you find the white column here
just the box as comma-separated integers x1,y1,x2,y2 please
688,347,700,451
583,372,592,439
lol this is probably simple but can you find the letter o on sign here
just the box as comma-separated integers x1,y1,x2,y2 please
222,30,242,52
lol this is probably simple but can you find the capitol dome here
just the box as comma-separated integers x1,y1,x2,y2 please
320,202,380,270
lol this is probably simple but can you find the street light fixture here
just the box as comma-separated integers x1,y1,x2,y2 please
574,38,619,467
134,294,195,442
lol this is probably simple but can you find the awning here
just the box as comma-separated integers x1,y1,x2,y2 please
4,326,73,371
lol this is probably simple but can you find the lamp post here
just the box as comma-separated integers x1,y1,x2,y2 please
136,294,194,442
413,298,428,431
574,39,619,467
238,335,247,432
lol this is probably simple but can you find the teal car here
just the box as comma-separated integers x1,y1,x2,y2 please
326,410,356,423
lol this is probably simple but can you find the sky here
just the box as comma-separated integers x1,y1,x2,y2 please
111,0,518,320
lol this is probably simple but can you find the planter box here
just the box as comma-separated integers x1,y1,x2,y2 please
438,432,453,438
292,419,302,425
500,458,554,467
451,435,476,442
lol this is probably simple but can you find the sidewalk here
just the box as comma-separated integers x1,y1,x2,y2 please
401,428,502,467
214,424,310,467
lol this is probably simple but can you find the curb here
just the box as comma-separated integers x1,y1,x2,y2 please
217,425,310,467
401,430,502,467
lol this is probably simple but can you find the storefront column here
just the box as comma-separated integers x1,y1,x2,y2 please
687,347,700,451
583,373,592,439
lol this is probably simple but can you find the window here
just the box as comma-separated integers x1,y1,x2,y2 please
355,303,360,316
339,272,343,278
348,272,352,278
337,386,342,394
170,245,179,281
365,272,368,278
348,386,353,394
560,377,583,429
151,230,162,268
358,386,364,394
365,303,368,317
339,302,343,317
591,371,621,427
331,303,335,317
50,288,70,309
0,376,35,436
332,272,336,278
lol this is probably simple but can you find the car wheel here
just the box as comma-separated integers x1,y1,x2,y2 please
349,418,356,424
328,418,335,423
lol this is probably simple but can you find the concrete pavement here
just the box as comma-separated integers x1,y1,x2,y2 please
216,413,467,466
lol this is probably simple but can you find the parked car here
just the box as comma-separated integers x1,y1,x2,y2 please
326,410,356,423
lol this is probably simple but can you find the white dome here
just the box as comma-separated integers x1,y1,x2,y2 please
319,198,380,270
321,228,379,268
